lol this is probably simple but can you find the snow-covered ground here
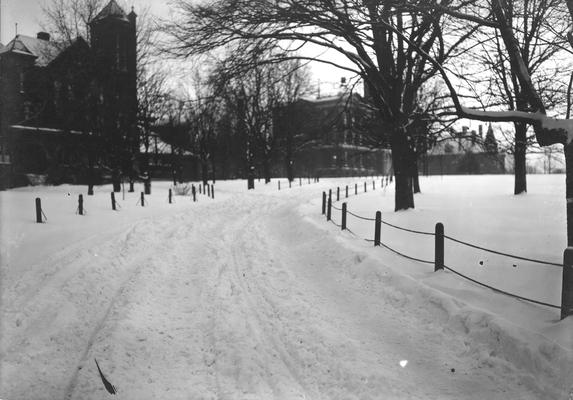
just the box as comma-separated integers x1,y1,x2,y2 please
0,175,571,399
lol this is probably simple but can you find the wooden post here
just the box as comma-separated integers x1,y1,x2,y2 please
144,180,151,195
562,248,573,320
168,189,172,204
299,177,302,186
373,180,375,190
35,198,43,223
211,185,215,199
308,177,311,184
140,192,145,207
374,211,381,246
345,185,348,198
111,192,116,210
278,181,281,191
435,223,444,271
192,185,196,202
199,184,202,194
336,187,340,201
289,181,292,188
327,191,332,221
88,185,94,196
342,203,347,230
322,192,326,215
364,181,367,193
355,183,358,195
78,194,84,215
207,184,211,198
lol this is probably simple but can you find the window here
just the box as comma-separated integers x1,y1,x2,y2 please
19,71,25,93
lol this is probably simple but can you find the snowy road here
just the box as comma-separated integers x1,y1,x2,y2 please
1,181,566,399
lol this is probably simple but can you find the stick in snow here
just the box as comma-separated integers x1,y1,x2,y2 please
94,358,117,395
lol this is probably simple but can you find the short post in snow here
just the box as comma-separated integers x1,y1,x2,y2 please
342,203,347,230
278,181,281,191
192,185,196,202
168,189,172,204
111,192,116,210
140,192,145,207
345,185,348,198
364,181,367,193
199,184,202,194
299,177,302,186
373,180,375,190
144,179,151,195
78,194,84,215
211,185,215,199
327,191,332,221
88,185,94,196
561,247,573,320
308,177,311,184
35,197,43,223
322,191,326,215
207,184,211,198
355,183,358,195
289,180,292,189
336,187,340,201
374,211,381,246
435,223,445,271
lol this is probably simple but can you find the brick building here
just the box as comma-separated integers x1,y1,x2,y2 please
0,0,138,188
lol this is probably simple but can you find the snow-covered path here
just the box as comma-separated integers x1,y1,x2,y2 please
1,178,569,399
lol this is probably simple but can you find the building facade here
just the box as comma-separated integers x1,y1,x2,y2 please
0,0,137,188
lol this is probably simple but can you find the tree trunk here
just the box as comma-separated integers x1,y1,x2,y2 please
201,160,209,186
112,168,121,192
514,122,527,194
391,131,415,211
566,142,573,246
412,158,421,194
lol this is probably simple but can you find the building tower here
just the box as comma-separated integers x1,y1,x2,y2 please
89,0,137,190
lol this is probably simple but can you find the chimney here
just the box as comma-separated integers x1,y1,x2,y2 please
37,32,50,41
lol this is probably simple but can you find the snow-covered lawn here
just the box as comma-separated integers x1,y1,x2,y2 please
0,175,571,399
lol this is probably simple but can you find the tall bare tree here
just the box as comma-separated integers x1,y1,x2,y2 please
165,0,474,210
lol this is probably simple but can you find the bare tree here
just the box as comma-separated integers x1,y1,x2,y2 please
164,0,474,210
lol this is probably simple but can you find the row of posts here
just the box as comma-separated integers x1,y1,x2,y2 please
34,183,215,222
321,186,573,320
278,176,319,191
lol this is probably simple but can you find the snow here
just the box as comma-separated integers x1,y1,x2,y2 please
1,175,572,399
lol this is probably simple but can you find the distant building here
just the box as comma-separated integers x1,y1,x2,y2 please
273,91,391,178
0,0,138,188
422,124,512,175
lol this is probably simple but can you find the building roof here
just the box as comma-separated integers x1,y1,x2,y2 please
90,0,129,24
0,34,60,66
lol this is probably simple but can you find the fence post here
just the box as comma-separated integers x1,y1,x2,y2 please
192,185,196,202
435,223,444,271
374,211,381,246
336,187,340,201
322,192,326,215
308,177,311,184
364,181,367,193
88,185,94,196
342,203,347,230
211,185,215,199
199,184,202,194
35,197,43,223
278,181,281,191
207,184,211,198
299,177,302,186
355,183,358,195
345,185,348,198
327,192,332,221
78,194,84,215
168,189,172,204
140,192,145,207
111,192,116,210
373,180,375,190
562,248,573,320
